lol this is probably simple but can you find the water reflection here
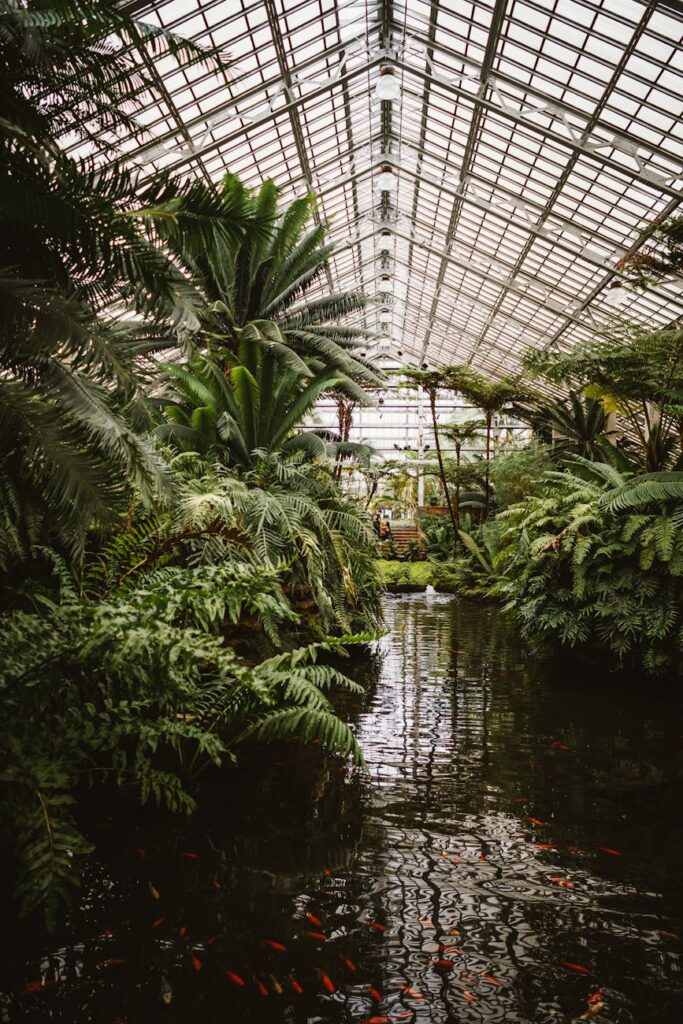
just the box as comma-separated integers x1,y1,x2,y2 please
1,594,682,1022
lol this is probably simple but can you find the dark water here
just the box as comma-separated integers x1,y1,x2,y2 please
2,594,683,1023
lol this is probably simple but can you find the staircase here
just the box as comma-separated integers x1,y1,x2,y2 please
386,525,423,555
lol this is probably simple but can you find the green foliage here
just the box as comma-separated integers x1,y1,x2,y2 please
513,393,609,462
0,559,367,927
524,327,683,471
0,0,256,565
86,452,383,639
488,442,553,509
489,457,683,674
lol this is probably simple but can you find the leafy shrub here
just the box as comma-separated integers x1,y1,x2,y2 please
0,560,367,927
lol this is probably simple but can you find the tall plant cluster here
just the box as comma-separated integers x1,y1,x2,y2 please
0,1,383,927
413,319,683,676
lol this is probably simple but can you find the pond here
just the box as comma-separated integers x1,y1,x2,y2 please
2,594,682,1022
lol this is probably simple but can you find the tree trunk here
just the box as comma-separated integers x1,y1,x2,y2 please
429,389,458,541
484,412,492,519
455,445,461,530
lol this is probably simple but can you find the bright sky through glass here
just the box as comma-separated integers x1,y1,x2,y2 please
100,0,683,377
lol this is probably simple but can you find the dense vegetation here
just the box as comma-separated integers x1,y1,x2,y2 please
0,0,382,927
395,331,683,675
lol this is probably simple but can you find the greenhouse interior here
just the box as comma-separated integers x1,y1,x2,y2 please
2,0,683,1020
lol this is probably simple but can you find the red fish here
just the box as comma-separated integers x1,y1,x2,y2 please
417,918,434,926
549,877,575,888
318,970,336,993
322,867,332,877
658,929,678,939
562,961,591,974
211,879,222,889
178,925,187,937
431,959,456,970
306,912,322,927
151,917,166,928
305,931,327,941
588,989,604,1005
535,843,559,850
226,971,245,987
438,945,462,954
179,852,199,860
527,817,545,826
399,984,423,999
206,935,220,946
191,954,202,972
341,956,357,972
19,980,58,996
255,979,269,997
597,847,621,856
479,852,486,862
480,973,500,986
364,1018,390,1023
364,920,387,932
550,741,571,751
263,939,286,951
290,977,303,994
368,985,383,1001
511,796,529,804
459,988,475,1004
101,928,114,938
448,927,461,935
104,958,127,966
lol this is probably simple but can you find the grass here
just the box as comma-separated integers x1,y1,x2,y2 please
377,560,435,589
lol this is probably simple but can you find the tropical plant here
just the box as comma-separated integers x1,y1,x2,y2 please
524,326,683,471
441,418,483,526
0,0,256,567
86,452,383,638
513,392,609,461
401,369,459,537
0,557,368,928
443,367,525,516
493,457,683,674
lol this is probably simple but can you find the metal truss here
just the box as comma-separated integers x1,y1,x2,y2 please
109,0,683,381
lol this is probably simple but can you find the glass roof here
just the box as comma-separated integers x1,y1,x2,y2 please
106,0,683,377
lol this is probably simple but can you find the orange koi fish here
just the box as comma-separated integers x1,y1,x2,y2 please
290,977,303,993
255,979,269,997
306,912,322,927
226,971,245,987
527,817,545,826
431,959,456,970
364,1018,390,1023
151,917,166,928
104,958,127,967
191,954,202,972
179,852,199,860
148,882,160,900
306,931,327,941
341,956,357,971
549,877,575,888
263,939,287,951
459,988,475,1004
562,961,591,974
511,796,529,804
535,843,559,850
597,847,621,856
318,970,336,993
364,920,387,932
438,945,462,954
269,975,283,995
550,741,571,751
480,973,500,986
368,985,383,1001
399,984,423,999
178,925,187,937
19,980,58,996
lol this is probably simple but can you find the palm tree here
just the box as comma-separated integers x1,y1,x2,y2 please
0,0,254,562
164,177,381,385
401,369,459,538
443,367,523,517
441,419,484,527
513,392,608,461
155,329,374,469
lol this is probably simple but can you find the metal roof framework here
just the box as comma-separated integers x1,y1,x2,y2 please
87,0,683,378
